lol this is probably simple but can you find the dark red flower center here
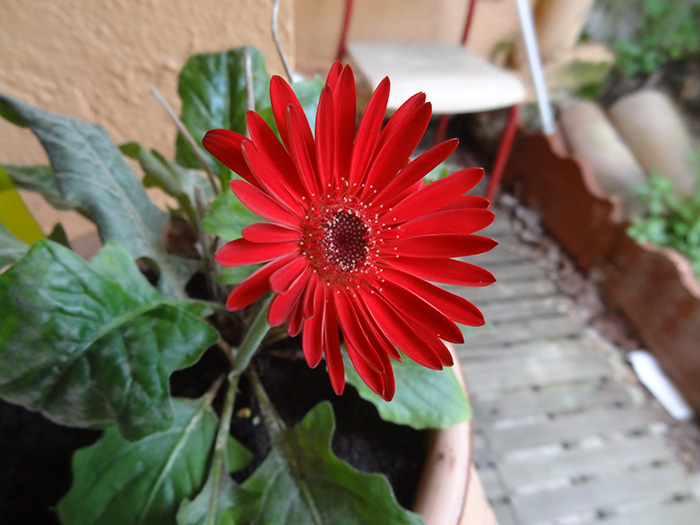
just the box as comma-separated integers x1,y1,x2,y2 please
301,202,382,284
325,210,369,271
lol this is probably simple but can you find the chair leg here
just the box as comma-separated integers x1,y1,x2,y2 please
336,0,356,61
434,114,450,145
484,105,520,204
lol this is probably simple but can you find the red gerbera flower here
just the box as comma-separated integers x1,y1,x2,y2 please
203,61,496,401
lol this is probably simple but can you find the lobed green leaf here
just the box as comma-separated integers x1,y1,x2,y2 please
0,241,219,440
176,46,272,183
0,94,197,298
345,351,471,430
233,401,424,525
59,398,250,525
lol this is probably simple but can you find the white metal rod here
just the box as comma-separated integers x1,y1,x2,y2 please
514,0,555,135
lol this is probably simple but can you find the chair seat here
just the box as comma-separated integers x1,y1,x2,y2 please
347,41,526,114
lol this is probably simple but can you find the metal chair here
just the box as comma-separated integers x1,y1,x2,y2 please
336,0,540,202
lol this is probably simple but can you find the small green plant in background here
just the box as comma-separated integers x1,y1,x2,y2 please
615,0,700,76
628,161,700,280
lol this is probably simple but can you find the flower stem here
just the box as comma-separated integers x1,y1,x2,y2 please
246,365,286,436
205,371,240,525
205,296,273,525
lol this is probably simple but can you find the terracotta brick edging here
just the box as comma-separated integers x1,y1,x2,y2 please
502,130,700,415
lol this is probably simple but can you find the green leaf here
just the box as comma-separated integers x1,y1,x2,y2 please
0,94,196,298
3,163,89,216
203,188,261,241
235,401,424,525
176,440,255,525
345,351,471,430
0,240,219,440
216,264,261,285
120,141,213,226
177,470,237,525
423,162,450,184
203,189,262,284
58,398,249,525
176,47,272,183
0,221,29,267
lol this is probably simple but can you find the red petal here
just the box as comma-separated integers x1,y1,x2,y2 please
268,267,311,327
302,275,318,319
380,352,396,401
242,222,299,243
380,266,485,326
372,139,458,207
325,60,343,89
439,195,491,211
215,238,297,267
269,256,309,294
348,77,390,189
381,179,425,211
376,92,426,152
387,167,485,224
244,113,307,206
398,209,495,237
388,234,498,258
202,129,259,187
323,287,345,395
345,341,386,398
361,102,432,200
224,255,293,310
270,76,315,159
387,256,496,287
315,85,335,190
359,290,443,369
287,298,304,337
302,282,326,368
370,277,464,344
335,291,384,372
286,104,320,197
229,179,299,227
353,297,402,361
332,66,356,186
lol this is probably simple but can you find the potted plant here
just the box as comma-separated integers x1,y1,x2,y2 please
0,46,495,524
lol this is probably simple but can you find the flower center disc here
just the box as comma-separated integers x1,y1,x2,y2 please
302,205,377,284
325,210,369,271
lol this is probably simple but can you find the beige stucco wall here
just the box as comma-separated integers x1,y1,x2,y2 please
295,0,535,77
0,0,293,244
0,0,294,165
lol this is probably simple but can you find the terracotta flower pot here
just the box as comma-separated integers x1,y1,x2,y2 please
414,346,497,525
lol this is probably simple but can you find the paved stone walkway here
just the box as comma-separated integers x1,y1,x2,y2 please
453,209,700,525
